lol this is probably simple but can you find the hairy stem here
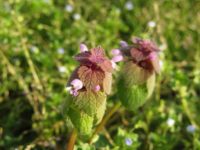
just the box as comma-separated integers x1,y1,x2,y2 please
88,101,121,144
67,129,77,150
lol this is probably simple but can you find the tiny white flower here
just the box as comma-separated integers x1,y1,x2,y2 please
4,3,11,12
167,118,175,127
115,8,121,14
57,48,65,54
43,0,50,3
65,86,72,92
159,60,163,70
30,46,39,54
125,1,134,10
58,66,67,73
186,125,196,133
65,4,73,12
73,13,81,20
148,21,156,28
125,138,132,146
159,44,167,51
111,61,117,69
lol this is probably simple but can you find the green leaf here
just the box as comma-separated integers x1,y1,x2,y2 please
68,107,93,136
71,91,106,118
118,62,156,111
122,61,153,85
118,77,148,111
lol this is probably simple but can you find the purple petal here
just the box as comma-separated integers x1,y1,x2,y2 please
70,79,83,90
120,40,128,47
125,138,132,146
72,90,79,96
112,55,123,62
149,52,157,60
94,85,101,92
69,89,78,96
111,49,121,56
80,43,88,52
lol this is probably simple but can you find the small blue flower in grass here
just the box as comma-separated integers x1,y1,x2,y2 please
30,46,39,54
125,1,134,10
186,125,196,133
125,138,132,146
57,48,65,54
65,4,73,13
43,0,50,3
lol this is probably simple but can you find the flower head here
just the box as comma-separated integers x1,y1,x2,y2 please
125,138,133,146
57,48,65,54
65,4,73,12
67,44,114,96
120,38,160,74
167,118,175,127
58,66,67,73
125,1,134,10
186,125,196,133
148,21,156,28
73,13,81,20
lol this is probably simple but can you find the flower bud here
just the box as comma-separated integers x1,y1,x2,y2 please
120,40,128,47
118,38,160,111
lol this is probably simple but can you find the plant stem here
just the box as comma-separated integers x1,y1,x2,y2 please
88,101,121,144
67,129,77,150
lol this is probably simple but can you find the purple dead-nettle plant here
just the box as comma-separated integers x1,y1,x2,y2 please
66,44,114,135
117,37,160,110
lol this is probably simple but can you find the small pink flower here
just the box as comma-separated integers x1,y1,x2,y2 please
67,79,83,96
120,40,128,47
72,90,78,96
94,85,101,92
149,52,157,60
112,55,123,62
71,79,83,91
111,49,121,56
80,43,88,53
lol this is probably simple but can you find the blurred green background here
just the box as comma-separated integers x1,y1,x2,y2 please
0,0,199,149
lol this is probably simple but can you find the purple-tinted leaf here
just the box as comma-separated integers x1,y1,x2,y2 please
78,66,105,91
99,60,113,73
130,48,146,62
74,52,91,64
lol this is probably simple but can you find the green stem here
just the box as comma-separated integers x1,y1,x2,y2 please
67,129,77,150
88,101,121,144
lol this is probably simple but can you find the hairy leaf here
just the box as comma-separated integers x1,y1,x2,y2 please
123,61,153,85
78,66,105,90
68,107,93,135
71,91,107,117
